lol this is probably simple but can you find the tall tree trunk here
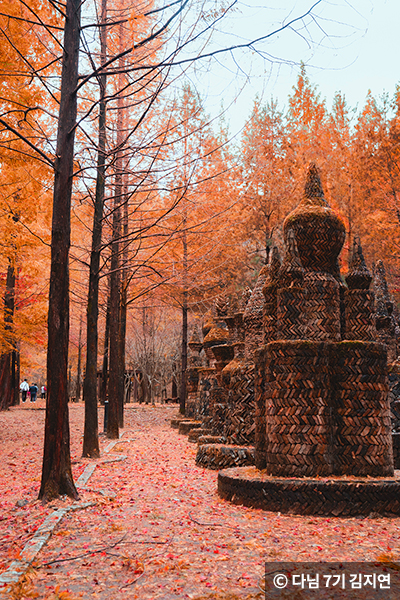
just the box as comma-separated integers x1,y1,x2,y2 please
39,0,81,502
118,289,126,425
82,0,107,457
118,184,129,421
107,14,125,437
0,261,15,411
12,348,20,406
179,225,188,415
75,314,83,401
100,280,111,405
107,198,121,438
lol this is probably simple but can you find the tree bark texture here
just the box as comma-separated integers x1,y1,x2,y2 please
39,0,81,501
179,222,188,415
100,284,111,406
107,31,125,437
107,224,121,438
82,0,107,457
0,261,16,411
75,315,82,401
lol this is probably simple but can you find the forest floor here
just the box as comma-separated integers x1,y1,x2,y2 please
1,402,400,600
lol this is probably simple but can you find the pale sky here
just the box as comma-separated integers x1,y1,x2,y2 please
183,0,400,132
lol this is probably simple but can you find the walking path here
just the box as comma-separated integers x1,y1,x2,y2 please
1,403,400,599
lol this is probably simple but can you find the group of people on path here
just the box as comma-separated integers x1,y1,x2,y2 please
20,379,46,403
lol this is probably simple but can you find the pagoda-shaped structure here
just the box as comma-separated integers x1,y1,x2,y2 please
218,164,400,516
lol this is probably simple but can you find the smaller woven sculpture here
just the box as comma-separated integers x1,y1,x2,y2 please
344,237,375,341
262,247,281,342
374,260,397,363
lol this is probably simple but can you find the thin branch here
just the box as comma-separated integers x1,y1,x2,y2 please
0,118,54,167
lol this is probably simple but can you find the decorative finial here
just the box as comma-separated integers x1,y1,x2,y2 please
304,163,328,206
345,236,372,290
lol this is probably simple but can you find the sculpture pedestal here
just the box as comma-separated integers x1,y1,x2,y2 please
218,467,400,516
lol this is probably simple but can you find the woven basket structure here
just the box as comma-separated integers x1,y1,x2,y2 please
344,290,375,341
344,237,375,341
302,272,341,341
244,265,268,361
265,340,333,477
262,247,281,342
196,444,254,470
223,362,255,445
254,346,268,470
196,367,216,419
374,260,397,362
218,165,399,515
331,341,393,476
283,164,345,278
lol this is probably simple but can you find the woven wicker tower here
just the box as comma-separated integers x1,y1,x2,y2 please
215,269,269,446
262,247,281,342
244,266,269,361
261,164,393,478
185,327,203,418
219,165,400,515
277,229,305,340
344,236,374,341
374,260,397,363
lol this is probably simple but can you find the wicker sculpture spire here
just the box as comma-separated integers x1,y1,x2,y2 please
283,163,345,276
374,259,397,362
346,236,372,290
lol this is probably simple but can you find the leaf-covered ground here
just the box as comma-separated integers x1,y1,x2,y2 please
1,402,400,599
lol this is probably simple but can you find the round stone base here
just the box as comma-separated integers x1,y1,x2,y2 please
196,444,254,470
218,467,400,517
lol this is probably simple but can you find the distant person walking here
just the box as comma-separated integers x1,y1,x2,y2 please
41,385,46,399
29,383,38,403
20,379,29,403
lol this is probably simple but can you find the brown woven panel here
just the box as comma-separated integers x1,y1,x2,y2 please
330,341,394,476
185,391,198,419
254,346,268,470
188,428,211,442
244,315,265,361
209,379,228,416
170,416,186,429
344,290,375,341
223,362,255,445
244,265,268,361
178,420,203,434
263,302,278,342
277,287,305,340
198,435,226,445
218,467,400,516
376,331,398,364
265,341,333,477
302,273,341,341
197,368,216,418
196,444,255,470
392,433,400,469
262,247,281,343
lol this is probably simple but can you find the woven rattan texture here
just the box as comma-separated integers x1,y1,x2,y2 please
330,341,393,476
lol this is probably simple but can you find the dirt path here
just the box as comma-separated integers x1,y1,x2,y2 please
1,403,400,599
